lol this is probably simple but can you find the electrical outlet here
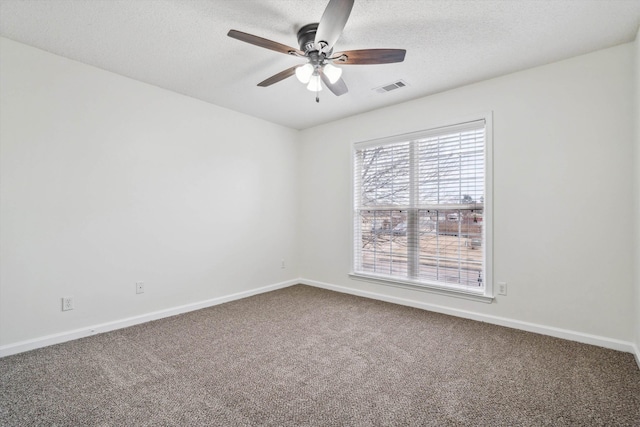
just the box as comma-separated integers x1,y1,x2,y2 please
136,281,144,294
281,258,285,269
497,282,507,296
62,297,74,311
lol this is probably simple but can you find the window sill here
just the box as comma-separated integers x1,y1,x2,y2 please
348,272,494,304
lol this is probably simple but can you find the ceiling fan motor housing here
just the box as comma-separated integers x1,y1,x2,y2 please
297,23,321,53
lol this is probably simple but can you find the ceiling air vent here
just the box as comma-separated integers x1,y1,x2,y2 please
374,80,408,94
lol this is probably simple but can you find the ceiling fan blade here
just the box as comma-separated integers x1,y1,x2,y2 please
333,49,407,65
228,30,303,56
320,72,348,96
257,65,299,87
314,0,354,51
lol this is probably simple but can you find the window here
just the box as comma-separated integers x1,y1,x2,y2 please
352,117,492,299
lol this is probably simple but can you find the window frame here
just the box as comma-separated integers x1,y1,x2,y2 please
349,113,493,303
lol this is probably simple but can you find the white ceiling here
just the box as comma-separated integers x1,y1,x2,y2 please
1,0,639,130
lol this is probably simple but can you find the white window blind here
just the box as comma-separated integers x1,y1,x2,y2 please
353,119,488,295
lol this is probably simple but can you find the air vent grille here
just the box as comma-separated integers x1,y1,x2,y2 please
374,80,408,93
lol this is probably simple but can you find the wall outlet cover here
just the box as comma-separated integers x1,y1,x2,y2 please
497,282,507,296
62,297,74,311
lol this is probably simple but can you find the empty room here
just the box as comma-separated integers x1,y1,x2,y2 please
1,0,639,425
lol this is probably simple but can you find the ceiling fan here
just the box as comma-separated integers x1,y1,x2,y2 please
227,0,406,101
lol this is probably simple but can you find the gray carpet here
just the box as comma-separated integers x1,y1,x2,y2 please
1,285,639,426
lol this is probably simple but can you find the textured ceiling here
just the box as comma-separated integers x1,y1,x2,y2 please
1,0,639,130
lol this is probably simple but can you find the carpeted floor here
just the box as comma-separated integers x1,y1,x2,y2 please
1,284,639,426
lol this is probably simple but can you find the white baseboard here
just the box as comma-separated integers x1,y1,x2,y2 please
0,279,298,358
3,277,639,372
300,278,639,360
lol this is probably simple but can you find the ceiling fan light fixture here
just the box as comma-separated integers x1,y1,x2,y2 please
295,63,314,84
307,73,323,92
323,63,342,84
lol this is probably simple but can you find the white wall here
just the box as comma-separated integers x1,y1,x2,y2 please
0,38,299,348
298,43,636,344
1,35,637,355
634,27,640,356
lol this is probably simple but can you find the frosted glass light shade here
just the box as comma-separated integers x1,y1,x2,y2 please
295,64,314,84
323,63,342,84
307,74,322,92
